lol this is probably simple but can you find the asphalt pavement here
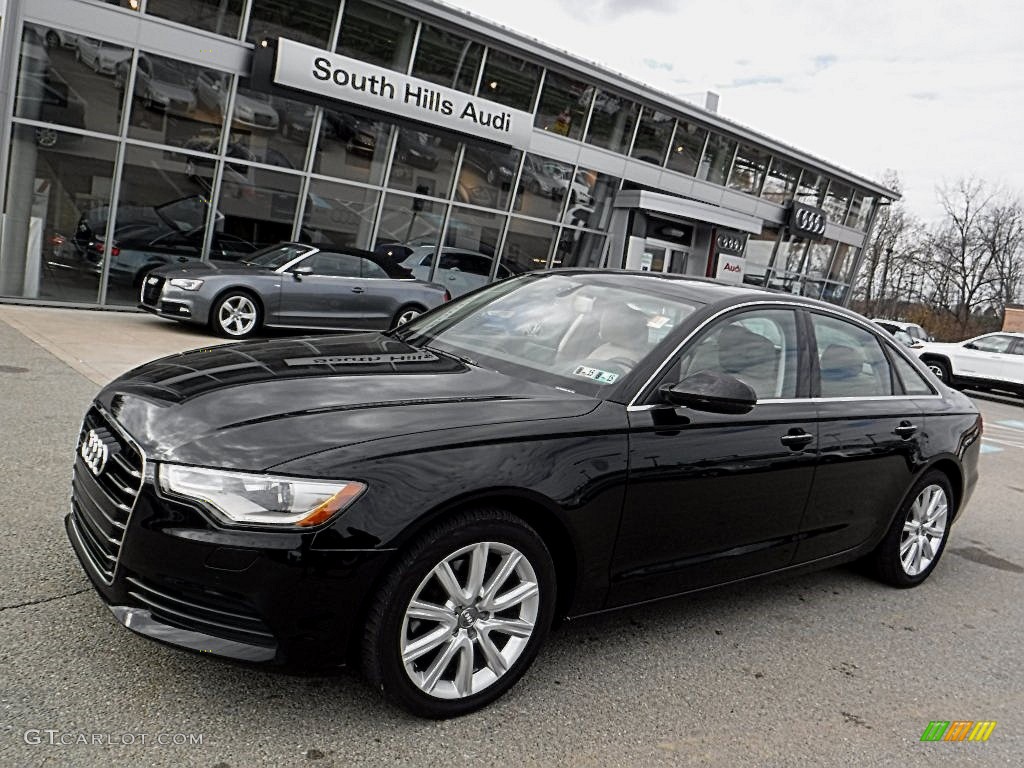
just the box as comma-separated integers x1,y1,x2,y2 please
1,305,1023,767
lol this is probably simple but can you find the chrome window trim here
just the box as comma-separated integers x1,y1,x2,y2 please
625,392,943,412
627,298,940,409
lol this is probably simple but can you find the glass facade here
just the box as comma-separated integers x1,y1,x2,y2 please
0,0,885,310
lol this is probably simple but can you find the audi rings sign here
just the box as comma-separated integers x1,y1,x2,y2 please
80,429,110,477
715,230,746,256
789,202,828,240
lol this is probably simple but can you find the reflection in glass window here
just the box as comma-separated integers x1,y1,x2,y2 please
412,24,482,93
130,56,226,148
761,157,800,204
830,243,861,285
1,126,117,303
552,230,605,269
631,108,673,165
801,241,835,298
478,48,540,112
336,0,415,72
811,313,893,398
513,154,573,221
741,229,779,288
147,0,244,38
501,217,558,276
457,140,521,210
851,195,874,230
584,89,639,154
107,145,217,306
301,179,378,248
823,181,852,223
534,70,591,141
389,127,459,199
765,236,808,294
442,207,507,296
796,169,826,206
248,0,337,48
665,120,708,177
375,193,445,256
314,108,392,186
16,25,128,137
696,133,736,186
568,168,619,232
235,86,312,170
219,165,301,251
728,144,770,195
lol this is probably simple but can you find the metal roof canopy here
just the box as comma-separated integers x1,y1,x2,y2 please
614,190,765,235
395,0,900,201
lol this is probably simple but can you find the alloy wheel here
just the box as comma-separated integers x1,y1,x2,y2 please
396,308,421,325
35,127,58,148
899,484,948,576
218,295,258,337
400,541,540,700
926,362,946,381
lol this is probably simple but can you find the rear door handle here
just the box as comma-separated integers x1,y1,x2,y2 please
351,287,365,293
780,429,814,449
894,421,918,438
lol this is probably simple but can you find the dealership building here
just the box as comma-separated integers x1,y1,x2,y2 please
0,0,898,311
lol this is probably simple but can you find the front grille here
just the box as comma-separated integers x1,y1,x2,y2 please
141,275,164,306
125,575,276,647
70,407,144,583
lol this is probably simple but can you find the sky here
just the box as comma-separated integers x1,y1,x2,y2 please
442,0,1024,223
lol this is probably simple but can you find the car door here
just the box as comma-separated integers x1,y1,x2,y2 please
276,251,377,329
609,306,818,606
793,311,928,563
960,334,1020,385
353,256,403,329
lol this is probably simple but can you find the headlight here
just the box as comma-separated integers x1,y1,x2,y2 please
158,464,366,527
169,278,204,291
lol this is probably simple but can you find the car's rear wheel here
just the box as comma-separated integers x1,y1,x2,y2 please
924,358,953,386
392,304,426,328
35,127,59,148
866,471,954,588
362,509,556,718
210,291,262,339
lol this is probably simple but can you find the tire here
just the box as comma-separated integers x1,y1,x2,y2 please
865,470,954,588
210,290,262,339
362,509,556,718
35,127,59,148
924,358,954,387
391,304,426,329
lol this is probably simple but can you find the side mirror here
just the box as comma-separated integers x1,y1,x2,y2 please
963,342,978,350
659,371,757,415
291,265,314,280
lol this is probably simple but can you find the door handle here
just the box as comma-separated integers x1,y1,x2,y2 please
894,421,918,439
351,287,365,293
780,429,814,449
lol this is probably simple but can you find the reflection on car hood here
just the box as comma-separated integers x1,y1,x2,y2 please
98,333,597,470
152,260,272,277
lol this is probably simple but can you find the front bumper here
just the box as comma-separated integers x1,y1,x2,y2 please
65,420,393,666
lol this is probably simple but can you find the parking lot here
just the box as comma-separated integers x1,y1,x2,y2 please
1,304,1022,767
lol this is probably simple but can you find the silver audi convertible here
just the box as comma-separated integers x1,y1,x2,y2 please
139,243,451,338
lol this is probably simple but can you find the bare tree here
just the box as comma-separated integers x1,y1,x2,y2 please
979,196,1024,312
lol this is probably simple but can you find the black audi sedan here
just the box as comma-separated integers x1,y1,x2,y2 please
66,271,981,718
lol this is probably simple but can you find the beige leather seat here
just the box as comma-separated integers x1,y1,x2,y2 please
587,307,650,364
716,324,780,399
819,343,869,397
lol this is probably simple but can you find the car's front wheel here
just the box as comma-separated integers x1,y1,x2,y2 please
210,291,262,339
391,304,426,328
866,470,954,588
924,357,953,386
362,509,556,718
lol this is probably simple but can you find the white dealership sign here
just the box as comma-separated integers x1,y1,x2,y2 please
715,255,746,284
273,38,534,150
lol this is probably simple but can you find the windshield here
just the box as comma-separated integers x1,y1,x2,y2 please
394,273,699,396
241,244,308,269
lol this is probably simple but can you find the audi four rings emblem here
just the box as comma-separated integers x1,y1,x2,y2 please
794,207,826,235
717,235,743,252
80,429,109,476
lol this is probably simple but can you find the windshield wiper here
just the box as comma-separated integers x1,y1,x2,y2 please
425,345,479,368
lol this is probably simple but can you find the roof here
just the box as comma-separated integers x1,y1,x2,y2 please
398,0,900,200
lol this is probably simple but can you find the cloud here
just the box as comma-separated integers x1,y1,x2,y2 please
812,54,838,72
910,91,940,101
643,58,674,71
555,0,674,19
723,75,786,88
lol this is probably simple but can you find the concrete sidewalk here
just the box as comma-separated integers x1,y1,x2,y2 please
0,304,234,386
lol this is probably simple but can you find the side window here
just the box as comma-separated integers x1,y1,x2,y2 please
1011,340,1024,356
306,252,361,277
811,314,893,397
673,308,800,400
971,334,1014,353
891,353,935,396
359,258,388,279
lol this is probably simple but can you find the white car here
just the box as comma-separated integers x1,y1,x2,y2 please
871,318,932,343
76,37,130,75
195,71,279,130
915,331,1024,398
400,246,516,298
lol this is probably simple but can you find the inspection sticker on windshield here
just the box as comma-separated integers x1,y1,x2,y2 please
572,365,619,384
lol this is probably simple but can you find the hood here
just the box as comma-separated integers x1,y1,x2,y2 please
153,260,271,277
152,81,196,104
98,333,598,470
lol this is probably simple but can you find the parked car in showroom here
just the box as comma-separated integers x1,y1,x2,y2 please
68,271,980,718
75,37,130,75
195,71,279,130
139,242,450,337
116,54,197,115
399,245,519,297
915,331,1024,398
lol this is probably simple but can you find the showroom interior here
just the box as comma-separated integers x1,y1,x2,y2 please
0,0,898,310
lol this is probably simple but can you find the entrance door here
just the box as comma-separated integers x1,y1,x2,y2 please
641,241,690,274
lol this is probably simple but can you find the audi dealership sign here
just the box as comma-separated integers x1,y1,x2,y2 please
788,202,828,239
